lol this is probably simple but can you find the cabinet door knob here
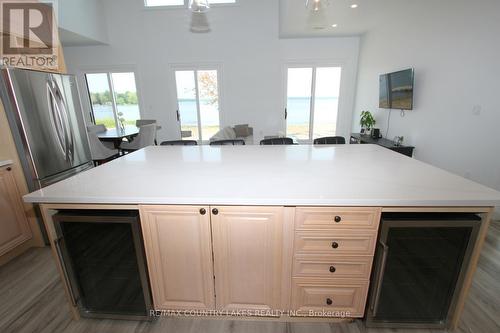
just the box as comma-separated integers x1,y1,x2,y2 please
334,215,341,223
326,298,333,305
331,241,339,249
6,167,12,171
212,208,219,215
329,266,336,273
199,208,206,215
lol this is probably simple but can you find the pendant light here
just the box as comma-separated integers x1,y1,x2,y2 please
305,0,322,12
189,0,210,13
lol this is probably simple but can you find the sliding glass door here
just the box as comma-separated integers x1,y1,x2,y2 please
174,69,221,142
285,66,342,142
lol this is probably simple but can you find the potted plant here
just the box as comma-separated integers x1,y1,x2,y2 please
360,111,376,136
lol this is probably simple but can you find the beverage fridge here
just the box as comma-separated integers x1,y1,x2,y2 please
366,213,481,328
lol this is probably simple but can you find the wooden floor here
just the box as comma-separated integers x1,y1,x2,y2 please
1,221,499,333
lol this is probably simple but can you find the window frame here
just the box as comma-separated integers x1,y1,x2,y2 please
170,63,224,143
283,62,344,144
83,69,143,129
143,0,237,10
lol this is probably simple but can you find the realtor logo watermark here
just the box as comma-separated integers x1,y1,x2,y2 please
0,0,58,69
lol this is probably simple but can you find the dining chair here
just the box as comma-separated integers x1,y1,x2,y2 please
136,120,158,144
87,131,120,166
313,136,346,145
87,124,115,149
260,137,294,145
210,139,246,146
87,124,106,134
160,140,198,146
120,123,157,152
136,119,156,127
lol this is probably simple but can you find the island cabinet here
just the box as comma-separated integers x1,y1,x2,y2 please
140,205,294,313
139,205,380,318
0,165,32,256
211,206,290,312
290,207,381,318
140,205,216,310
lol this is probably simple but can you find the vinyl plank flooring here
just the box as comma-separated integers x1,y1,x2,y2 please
1,221,499,333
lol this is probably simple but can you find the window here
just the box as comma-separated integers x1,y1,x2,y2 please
174,69,221,141
85,72,141,129
144,0,235,8
285,66,342,142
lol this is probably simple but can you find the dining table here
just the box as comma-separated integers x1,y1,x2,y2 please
97,125,162,148
96,126,140,149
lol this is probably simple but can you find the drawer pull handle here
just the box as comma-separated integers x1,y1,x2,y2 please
199,208,206,215
326,298,333,305
329,266,336,273
212,208,219,215
334,216,341,223
331,241,339,249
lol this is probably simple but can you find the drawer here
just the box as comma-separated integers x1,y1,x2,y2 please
295,231,377,256
291,278,369,318
293,256,373,279
295,207,381,230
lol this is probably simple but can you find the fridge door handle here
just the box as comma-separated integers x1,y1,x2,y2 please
58,91,75,163
370,240,389,316
53,77,75,163
47,81,68,159
47,76,75,163
54,237,78,307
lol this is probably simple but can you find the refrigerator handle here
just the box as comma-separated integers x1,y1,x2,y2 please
54,237,78,307
370,239,389,316
47,81,68,159
47,76,75,163
55,82,75,163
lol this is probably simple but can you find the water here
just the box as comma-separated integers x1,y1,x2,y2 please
93,104,141,121
92,97,339,126
287,97,339,124
178,99,219,125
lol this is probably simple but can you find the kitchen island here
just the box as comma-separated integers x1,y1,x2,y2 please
24,145,500,329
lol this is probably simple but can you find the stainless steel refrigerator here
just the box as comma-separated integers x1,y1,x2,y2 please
0,67,93,242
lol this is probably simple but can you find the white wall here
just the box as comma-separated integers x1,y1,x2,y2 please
58,0,108,44
354,0,500,202
63,0,360,143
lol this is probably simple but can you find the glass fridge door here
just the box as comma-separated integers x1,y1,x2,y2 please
53,210,152,319
369,214,480,327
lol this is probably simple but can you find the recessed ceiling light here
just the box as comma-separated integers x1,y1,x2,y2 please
331,24,338,28
351,4,358,9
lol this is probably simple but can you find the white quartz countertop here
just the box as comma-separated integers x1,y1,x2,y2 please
23,145,500,207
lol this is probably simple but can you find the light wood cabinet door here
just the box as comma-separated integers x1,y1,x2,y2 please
211,206,285,312
0,166,32,256
140,205,215,310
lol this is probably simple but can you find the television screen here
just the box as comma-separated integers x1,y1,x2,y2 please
379,68,414,110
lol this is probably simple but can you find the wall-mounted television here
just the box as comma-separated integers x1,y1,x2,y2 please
379,68,414,110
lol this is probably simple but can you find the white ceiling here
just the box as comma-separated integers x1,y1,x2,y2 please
279,0,405,38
